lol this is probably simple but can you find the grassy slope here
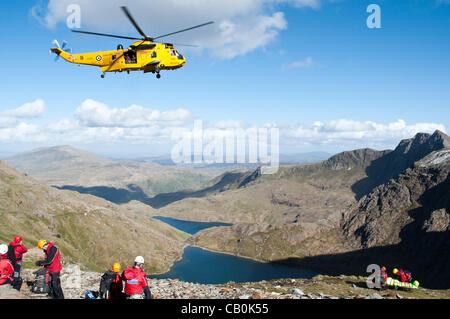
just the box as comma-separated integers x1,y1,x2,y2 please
0,160,189,274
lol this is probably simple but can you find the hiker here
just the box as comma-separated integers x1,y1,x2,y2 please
379,266,388,290
0,244,16,289
8,235,27,289
35,240,65,299
99,263,124,299
122,256,152,299
393,268,412,283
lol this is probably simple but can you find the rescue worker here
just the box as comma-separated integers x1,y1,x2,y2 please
0,244,15,289
379,266,388,290
393,268,412,283
122,256,152,299
8,235,27,289
35,240,64,299
99,263,124,299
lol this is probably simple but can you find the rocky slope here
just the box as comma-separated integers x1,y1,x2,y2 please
183,131,449,289
1,265,447,299
0,159,189,274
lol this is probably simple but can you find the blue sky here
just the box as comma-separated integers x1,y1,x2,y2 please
0,0,449,158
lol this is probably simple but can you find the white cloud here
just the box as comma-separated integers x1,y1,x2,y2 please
284,56,315,69
30,0,324,59
2,99,45,118
1,98,446,154
0,122,42,143
75,99,193,128
282,119,447,149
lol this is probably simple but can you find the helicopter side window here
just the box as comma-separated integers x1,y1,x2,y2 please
151,51,157,58
124,51,137,64
170,50,176,56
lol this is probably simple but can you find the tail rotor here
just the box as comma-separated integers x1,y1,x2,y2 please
51,40,70,62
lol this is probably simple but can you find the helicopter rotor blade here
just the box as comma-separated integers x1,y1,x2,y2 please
52,39,61,49
152,21,214,41
154,41,199,47
72,30,142,41
120,6,149,39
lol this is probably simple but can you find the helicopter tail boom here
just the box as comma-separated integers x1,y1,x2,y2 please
50,47,75,63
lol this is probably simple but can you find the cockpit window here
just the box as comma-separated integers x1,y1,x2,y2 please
172,49,184,60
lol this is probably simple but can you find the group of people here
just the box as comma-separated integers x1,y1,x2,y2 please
0,236,27,291
97,256,152,299
2,235,422,299
0,236,152,299
379,266,419,290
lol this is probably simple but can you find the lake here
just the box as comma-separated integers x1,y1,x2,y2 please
152,216,232,235
152,246,318,284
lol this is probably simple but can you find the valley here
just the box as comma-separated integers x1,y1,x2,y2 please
2,130,449,289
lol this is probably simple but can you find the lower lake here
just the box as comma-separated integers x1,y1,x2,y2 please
152,217,318,284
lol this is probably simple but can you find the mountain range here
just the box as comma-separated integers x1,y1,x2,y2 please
167,130,449,288
2,130,449,289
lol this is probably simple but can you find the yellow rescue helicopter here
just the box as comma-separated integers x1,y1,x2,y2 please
50,6,213,79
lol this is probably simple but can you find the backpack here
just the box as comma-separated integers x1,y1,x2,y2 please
31,268,51,294
7,245,17,267
85,291,99,299
99,270,117,299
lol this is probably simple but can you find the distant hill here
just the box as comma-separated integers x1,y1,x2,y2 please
0,159,189,274
131,152,331,166
5,145,212,201
5,145,114,173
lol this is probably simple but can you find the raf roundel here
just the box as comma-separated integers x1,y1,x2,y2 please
96,55,102,61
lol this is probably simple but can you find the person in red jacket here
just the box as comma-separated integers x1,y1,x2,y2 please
393,268,412,283
8,236,27,286
379,266,388,290
0,244,14,287
122,256,152,299
35,240,64,299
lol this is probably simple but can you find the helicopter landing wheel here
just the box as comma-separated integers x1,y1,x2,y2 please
156,73,161,79
101,73,105,79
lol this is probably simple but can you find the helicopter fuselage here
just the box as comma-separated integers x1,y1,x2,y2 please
51,41,186,76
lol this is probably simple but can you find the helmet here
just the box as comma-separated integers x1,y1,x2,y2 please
413,280,419,287
112,263,121,273
37,239,47,249
0,244,8,255
393,268,398,274
134,256,145,264
381,266,386,271
14,236,22,243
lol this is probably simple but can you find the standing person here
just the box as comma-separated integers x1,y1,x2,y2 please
122,256,152,299
8,235,27,290
99,263,124,299
379,266,388,290
35,240,64,299
0,244,15,289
